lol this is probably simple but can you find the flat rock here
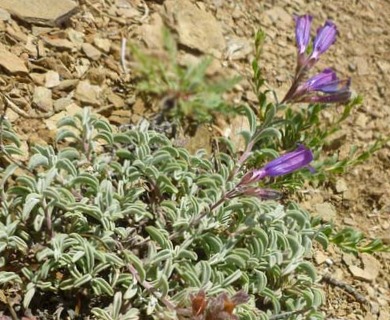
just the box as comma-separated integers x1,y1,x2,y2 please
68,29,84,49
348,253,380,282
361,253,381,280
82,43,101,61
45,70,61,88
106,90,125,109
75,80,102,107
262,7,293,29
164,0,225,55
0,45,28,75
33,86,53,112
93,37,111,53
0,7,10,21
0,0,78,26
348,265,373,282
314,202,337,222
226,36,252,60
335,179,348,193
314,251,328,265
137,13,164,50
42,36,75,51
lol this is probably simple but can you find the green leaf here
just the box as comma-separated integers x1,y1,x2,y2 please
0,163,18,188
145,226,171,249
73,273,93,288
28,153,49,169
0,271,22,285
92,278,114,296
147,249,172,266
23,285,36,309
254,127,281,143
56,129,80,142
221,269,242,287
91,308,113,320
225,254,246,268
57,116,79,128
69,173,99,193
21,193,41,221
56,158,78,177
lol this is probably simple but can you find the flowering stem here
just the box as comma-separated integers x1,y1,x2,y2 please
228,140,254,181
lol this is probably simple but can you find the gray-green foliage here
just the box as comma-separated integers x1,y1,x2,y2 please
0,109,325,319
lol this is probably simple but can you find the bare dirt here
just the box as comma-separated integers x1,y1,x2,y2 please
0,0,389,319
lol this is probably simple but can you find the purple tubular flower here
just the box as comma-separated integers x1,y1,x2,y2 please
311,20,337,60
286,68,351,103
295,14,313,55
240,145,314,185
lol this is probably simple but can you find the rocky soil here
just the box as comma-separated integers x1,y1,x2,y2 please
0,0,389,319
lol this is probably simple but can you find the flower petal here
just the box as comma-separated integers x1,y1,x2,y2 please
295,14,313,54
311,20,337,60
263,145,313,177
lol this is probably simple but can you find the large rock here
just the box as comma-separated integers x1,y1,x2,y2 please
164,0,225,56
75,80,102,107
0,45,28,74
0,0,78,26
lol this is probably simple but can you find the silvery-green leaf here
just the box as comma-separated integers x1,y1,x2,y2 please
123,283,138,300
0,271,22,285
297,261,317,282
0,163,18,188
147,249,172,266
73,273,93,288
91,308,113,320
221,269,242,287
57,116,78,128
145,226,171,250
23,285,36,309
92,277,114,296
196,261,211,286
225,254,246,268
56,158,78,177
95,131,114,145
21,193,41,222
56,129,80,143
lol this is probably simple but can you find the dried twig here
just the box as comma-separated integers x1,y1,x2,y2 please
321,273,370,305
121,36,129,74
3,94,54,119
139,0,150,23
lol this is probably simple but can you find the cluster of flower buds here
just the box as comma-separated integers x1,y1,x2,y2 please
282,15,351,104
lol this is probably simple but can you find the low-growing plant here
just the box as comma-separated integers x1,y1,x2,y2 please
130,29,240,127
0,108,327,319
0,12,388,320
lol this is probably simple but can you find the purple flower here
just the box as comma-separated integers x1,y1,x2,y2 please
295,14,313,55
240,145,314,185
286,68,351,103
310,21,337,60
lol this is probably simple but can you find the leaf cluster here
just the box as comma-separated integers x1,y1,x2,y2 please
0,109,326,319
